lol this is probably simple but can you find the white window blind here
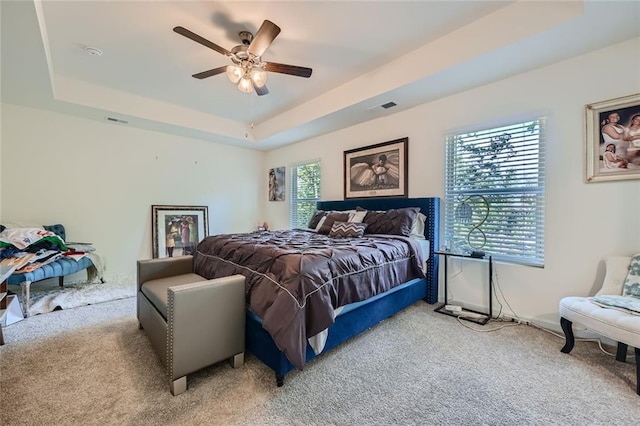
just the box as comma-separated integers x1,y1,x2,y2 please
290,161,321,229
444,118,546,266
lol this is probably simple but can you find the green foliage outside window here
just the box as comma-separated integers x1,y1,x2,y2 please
291,162,321,229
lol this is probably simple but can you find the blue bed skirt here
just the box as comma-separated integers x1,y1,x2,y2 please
247,277,428,381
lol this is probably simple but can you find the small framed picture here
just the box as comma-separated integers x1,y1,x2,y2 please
344,137,408,199
269,166,285,201
151,205,209,258
585,93,640,182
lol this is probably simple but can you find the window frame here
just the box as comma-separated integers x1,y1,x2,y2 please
289,160,321,229
443,118,546,267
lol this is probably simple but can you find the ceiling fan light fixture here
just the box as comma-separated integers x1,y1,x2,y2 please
251,67,267,88
226,65,243,83
238,76,253,93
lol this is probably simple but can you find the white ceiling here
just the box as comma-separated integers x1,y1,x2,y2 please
2,1,639,151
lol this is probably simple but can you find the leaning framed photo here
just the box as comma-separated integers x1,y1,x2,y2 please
151,205,209,258
585,93,640,182
344,137,408,199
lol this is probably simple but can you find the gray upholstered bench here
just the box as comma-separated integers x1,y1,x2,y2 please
137,255,245,395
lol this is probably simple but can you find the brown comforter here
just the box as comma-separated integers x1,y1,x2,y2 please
193,229,425,370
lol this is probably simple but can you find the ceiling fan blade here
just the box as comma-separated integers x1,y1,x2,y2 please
255,85,269,96
173,26,231,56
247,20,281,57
192,66,228,79
264,62,312,78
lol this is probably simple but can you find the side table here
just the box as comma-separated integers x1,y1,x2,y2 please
0,265,17,345
434,251,493,325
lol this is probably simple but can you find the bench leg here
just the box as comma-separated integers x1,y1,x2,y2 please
19,281,32,318
230,352,244,368
59,276,64,287
170,376,187,396
560,317,574,353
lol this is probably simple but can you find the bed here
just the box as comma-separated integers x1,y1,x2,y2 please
193,196,440,386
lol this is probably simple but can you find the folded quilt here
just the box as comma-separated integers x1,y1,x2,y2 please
589,295,640,316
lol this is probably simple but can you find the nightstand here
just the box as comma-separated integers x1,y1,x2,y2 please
434,251,493,325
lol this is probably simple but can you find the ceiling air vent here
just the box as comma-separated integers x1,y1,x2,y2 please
380,101,397,110
105,116,129,124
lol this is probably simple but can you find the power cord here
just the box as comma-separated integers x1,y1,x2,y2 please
529,321,618,357
455,316,522,332
489,264,620,358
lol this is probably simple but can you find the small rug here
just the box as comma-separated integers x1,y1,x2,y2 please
9,275,136,317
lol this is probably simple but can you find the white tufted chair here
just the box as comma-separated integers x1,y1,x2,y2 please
559,255,640,395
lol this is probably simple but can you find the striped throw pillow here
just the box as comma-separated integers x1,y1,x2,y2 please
329,221,367,238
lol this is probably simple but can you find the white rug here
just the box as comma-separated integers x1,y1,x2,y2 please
11,275,136,317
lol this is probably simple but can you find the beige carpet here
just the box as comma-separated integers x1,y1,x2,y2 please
1,298,639,425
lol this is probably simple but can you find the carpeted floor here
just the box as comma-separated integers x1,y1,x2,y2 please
1,298,639,425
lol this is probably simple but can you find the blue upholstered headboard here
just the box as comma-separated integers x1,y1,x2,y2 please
316,197,440,304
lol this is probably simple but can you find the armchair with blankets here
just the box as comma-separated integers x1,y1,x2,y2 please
0,223,105,316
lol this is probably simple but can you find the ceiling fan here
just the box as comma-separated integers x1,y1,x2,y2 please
173,20,312,96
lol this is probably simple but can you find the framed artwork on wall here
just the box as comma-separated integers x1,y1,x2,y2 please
344,137,408,199
269,166,285,201
585,93,640,182
151,205,209,258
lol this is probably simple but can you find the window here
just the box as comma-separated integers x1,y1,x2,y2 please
290,161,321,229
444,118,546,266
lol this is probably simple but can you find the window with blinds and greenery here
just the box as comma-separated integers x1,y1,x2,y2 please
444,118,545,267
290,161,321,229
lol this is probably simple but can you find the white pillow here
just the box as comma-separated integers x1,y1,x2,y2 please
348,210,367,223
595,255,632,296
409,213,427,239
314,216,327,232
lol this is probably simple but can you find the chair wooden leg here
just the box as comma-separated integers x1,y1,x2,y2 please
635,347,639,396
616,342,628,362
560,317,574,353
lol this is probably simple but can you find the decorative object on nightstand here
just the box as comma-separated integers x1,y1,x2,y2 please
455,194,490,254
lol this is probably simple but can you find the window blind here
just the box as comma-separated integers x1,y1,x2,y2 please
289,161,321,229
444,118,546,266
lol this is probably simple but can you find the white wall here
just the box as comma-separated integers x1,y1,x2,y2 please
265,37,640,328
1,104,264,280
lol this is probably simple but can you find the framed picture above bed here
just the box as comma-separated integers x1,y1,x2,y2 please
151,205,209,258
585,93,640,183
344,137,408,199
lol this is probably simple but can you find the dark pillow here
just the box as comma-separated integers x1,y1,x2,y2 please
307,210,326,229
43,224,66,241
329,221,367,238
363,207,420,236
317,212,350,234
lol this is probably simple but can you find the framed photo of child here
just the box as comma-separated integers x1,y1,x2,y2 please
585,93,640,182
